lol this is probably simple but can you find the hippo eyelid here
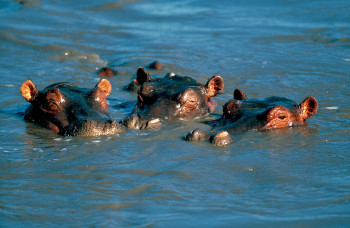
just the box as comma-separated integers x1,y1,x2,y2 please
49,99,61,106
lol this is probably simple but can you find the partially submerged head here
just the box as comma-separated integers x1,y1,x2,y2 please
20,79,124,136
186,88,318,146
221,88,318,131
123,67,224,129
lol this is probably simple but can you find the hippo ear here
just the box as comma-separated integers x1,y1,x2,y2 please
233,88,247,100
21,80,37,103
136,67,152,85
299,96,318,120
96,79,112,97
206,75,224,98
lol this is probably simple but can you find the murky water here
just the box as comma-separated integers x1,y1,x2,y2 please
1,0,350,227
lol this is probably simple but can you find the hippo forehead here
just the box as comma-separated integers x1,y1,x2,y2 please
37,82,110,118
42,82,91,97
224,96,300,121
143,75,203,97
239,97,298,112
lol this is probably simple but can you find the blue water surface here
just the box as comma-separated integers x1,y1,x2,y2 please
0,0,350,227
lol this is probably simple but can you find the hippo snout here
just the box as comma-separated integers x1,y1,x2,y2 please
66,119,123,136
121,114,161,130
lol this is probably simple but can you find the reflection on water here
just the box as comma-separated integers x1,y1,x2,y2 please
1,0,350,227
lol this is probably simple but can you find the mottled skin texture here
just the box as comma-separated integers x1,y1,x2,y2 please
122,67,224,129
186,88,318,146
20,79,124,136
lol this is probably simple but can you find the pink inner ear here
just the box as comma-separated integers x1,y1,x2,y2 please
300,96,318,119
21,80,37,102
206,75,224,98
96,79,112,97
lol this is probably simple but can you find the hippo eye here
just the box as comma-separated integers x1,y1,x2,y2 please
179,89,198,105
223,100,241,119
188,98,197,104
95,97,108,110
88,87,109,110
101,99,108,110
42,89,63,113
95,91,108,110
278,115,286,120
41,99,61,114
140,83,155,99
261,105,292,130
45,99,60,112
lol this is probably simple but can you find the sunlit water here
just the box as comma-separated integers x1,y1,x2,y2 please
1,0,350,227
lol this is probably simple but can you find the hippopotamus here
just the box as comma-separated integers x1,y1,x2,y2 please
186,88,318,146
20,79,124,136
126,61,165,92
122,67,224,129
97,67,117,77
97,61,163,83
147,61,164,70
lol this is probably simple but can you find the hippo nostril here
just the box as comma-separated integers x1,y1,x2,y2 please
211,131,233,146
124,114,140,129
83,120,92,124
186,129,210,141
107,119,115,124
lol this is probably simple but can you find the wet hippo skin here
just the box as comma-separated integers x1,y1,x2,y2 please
20,79,124,136
122,67,224,129
97,67,117,77
126,62,165,92
186,88,318,146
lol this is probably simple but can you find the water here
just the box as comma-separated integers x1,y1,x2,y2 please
1,0,350,227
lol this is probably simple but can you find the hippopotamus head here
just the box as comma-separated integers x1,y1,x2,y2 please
220,88,318,131
186,88,318,146
20,79,124,136
123,67,224,129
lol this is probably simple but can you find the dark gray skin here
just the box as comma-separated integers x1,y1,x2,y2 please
125,62,165,92
125,68,167,92
122,67,224,129
186,88,318,146
20,79,124,136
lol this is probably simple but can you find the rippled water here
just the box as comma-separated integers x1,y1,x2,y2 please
1,0,350,227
